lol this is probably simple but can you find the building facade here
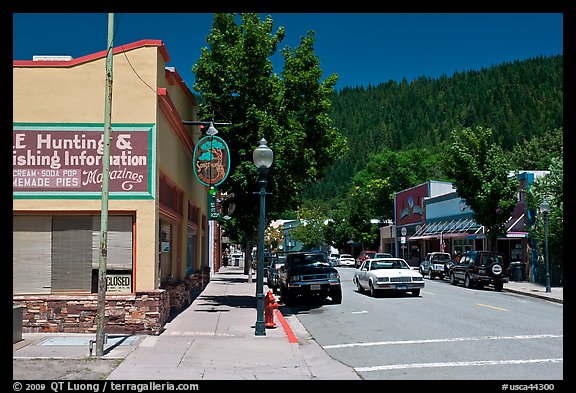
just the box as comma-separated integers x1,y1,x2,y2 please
13,40,212,335
404,171,547,281
393,180,455,266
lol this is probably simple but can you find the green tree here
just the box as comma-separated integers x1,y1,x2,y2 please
323,201,356,251
507,127,563,171
444,126,518,250
289,207,328,250
264,225,284,254
526,148,563,285
192,13,346,272
346,148,450,235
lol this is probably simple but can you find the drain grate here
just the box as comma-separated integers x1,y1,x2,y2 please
39,335,139,346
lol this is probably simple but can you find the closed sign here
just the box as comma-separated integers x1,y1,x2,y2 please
106,274,132,292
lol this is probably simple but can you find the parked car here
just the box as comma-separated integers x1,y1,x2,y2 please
267,256,286,294
263,254,276,280
278,251,342,305
230,252,243,266
329,252,341,266
374,252,393,259
339,253,356,267
353,257,424,297
251,250,273,271
355,250,377,268
419,252,453,279
449,250,508,291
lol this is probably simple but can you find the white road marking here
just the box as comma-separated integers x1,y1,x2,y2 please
351,310,368,314
355,358,563,372
323,334,563,349
169,331,234,337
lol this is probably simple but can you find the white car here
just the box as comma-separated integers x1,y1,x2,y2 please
230,252,243,266
329,253,340,266
339,253,356,267
353,258,424,297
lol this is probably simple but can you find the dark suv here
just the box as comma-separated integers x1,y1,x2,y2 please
278,251,342,305
449,250,508,291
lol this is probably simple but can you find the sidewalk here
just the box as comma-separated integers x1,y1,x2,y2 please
13,265,361,380
13,266,562,380
502,279,563,304
106,265,360,380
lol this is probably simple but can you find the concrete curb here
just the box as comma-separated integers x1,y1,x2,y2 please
503,287,563,304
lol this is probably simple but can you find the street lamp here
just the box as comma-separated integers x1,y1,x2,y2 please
539,199,551,293
253,137,273,336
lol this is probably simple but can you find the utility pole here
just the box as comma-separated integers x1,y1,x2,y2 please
96,13,114,357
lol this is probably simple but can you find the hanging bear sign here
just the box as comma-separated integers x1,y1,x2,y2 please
192,135,230,187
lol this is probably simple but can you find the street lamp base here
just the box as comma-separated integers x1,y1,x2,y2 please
255,322,266,336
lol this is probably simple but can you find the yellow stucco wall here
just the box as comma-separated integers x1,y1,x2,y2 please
13,43,205,293
13,46,160,123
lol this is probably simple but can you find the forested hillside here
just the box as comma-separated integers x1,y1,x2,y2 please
304,54,563,201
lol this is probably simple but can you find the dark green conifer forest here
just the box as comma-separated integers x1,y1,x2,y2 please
304,54,563,203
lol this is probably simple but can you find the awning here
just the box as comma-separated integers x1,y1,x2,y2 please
410,218,483,240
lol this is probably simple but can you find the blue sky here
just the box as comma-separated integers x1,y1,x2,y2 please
13,13,563,91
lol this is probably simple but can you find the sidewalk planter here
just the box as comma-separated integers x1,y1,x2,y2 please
13,305,24,343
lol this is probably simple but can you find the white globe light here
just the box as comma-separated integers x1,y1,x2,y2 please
253,138,273,169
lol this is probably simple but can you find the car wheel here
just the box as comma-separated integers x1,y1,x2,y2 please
450,272,457,285
369,281,378,297
464,274,474,289
280,286,292,306
356,278,365,293
411,289,420,297
331,288,343,304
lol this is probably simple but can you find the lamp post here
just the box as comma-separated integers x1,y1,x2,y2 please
253,138,273,336
539,199,551,293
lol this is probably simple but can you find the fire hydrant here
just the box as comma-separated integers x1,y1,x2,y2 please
264,290,278,328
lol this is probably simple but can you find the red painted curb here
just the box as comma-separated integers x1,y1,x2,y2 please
274,309,299,343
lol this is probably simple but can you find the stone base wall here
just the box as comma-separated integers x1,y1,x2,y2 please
165,271,210,311
12,271,210,335
13,291,170,335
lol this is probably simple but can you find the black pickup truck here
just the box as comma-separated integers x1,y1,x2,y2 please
278,251,342,306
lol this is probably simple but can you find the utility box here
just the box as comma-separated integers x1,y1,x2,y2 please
13,305,24,343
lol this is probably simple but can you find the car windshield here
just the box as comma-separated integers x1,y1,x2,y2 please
290,254,330,267
370,260,409,270
341,254,352,258
436,254,451,262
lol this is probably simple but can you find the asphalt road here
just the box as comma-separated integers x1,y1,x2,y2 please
280,266,563,381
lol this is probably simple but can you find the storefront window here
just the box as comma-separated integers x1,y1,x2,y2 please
13,215,134,294
453,238,474,255
186,229,197,275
